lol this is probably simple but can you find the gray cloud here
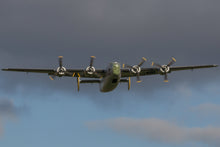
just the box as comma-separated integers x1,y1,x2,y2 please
0,0,219,94
0,98,27,136
0,99,17,117
86,117,220,146
191,103,220,115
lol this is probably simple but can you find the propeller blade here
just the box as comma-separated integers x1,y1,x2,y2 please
152,62,162,68
90,56,96,67
49,75,57,80
49,76,54,81
125,64,133,68
167,57,176,66
136,72,142,83
58,56,63,68
138,57,147,67
164,73,169,82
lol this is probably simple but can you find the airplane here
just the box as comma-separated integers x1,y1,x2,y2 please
2,56,218,92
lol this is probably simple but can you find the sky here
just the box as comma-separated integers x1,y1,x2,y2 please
0,0,220,146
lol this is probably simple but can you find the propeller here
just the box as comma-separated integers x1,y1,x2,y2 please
124,57,147,83
90,56,95,67
49,56,74,80
167,57,176,66
49,75,56,81
59,56,63,68
152,57,176,82
86,56,101,78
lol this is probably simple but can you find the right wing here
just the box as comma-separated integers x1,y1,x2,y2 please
2,68,56,74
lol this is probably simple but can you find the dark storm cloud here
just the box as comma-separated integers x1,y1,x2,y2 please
0,0,219,93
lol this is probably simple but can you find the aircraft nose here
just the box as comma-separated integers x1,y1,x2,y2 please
112,63,120,75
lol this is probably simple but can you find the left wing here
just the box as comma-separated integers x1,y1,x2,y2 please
121,57,217,79
121,68,160,77
170,65,218,71
121,64,218,78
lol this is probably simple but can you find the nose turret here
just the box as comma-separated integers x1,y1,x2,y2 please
112,62,121,76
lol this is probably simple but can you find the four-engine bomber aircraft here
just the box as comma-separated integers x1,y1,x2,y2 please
2,56,218,92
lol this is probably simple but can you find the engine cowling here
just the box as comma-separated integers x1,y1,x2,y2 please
56,66,66,75
151,57,176,82
86,66,96,75
160,65,170,73
131,65,141,74
123,57,147,83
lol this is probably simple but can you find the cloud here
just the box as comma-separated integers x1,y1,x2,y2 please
86,117,220,146
0,99,18,117
0,0,219,94
0,98,26,136
191,103,220,115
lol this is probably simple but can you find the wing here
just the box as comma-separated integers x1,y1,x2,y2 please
67,69,106,78
121,64,218,77
2,64,217,78
121,68,160,77
2,68,56,74
170,65,218,71
2,68,106,78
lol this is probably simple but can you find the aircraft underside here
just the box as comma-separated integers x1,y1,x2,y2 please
100,74,121,92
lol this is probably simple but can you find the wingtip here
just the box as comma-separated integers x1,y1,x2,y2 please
214,64,218,67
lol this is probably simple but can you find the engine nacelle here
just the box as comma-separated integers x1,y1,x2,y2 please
56,67,66,75
131,65,141,74
86,66,96,75
160,65,170,73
